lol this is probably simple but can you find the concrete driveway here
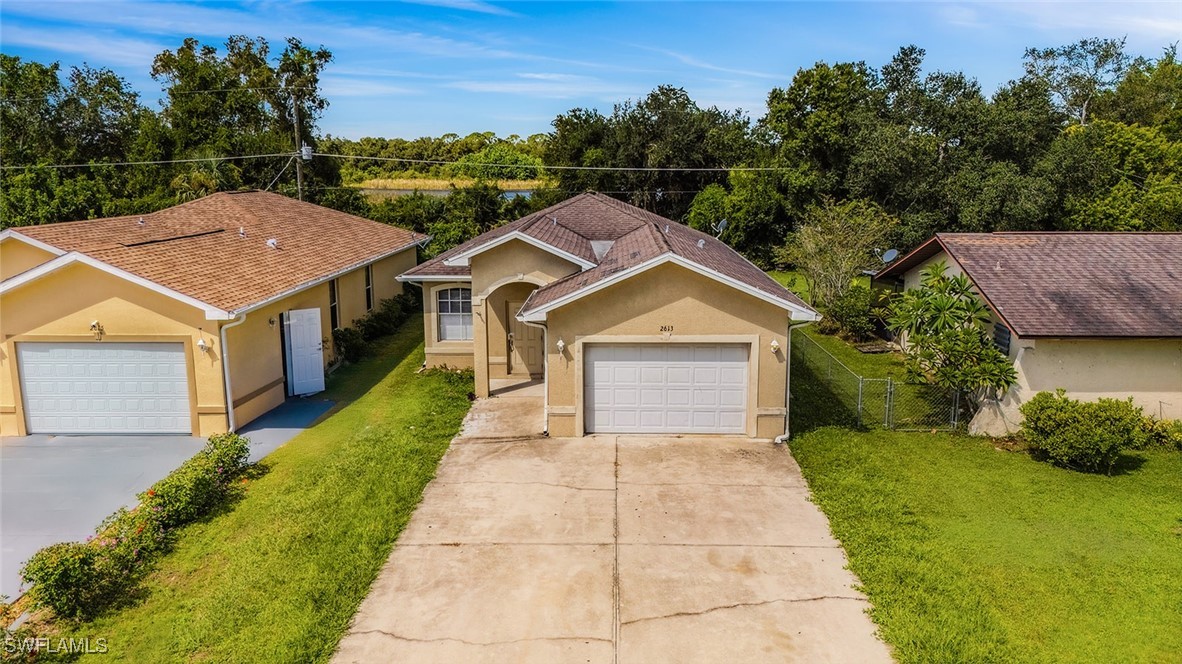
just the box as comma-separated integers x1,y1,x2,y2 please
0,398,332,600
334,396,891,663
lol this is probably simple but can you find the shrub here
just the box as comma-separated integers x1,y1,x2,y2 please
340,292,420,362
827,284,875,341
20,434,252,619
332,327,368,364
19,543,105,620
1139,417,1182,451
1020,390,1146,473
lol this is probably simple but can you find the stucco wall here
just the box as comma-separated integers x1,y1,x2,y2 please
902,249,962,291
543,262,791,439
974,336,1182,434
0,239,57,281
0,262,223,436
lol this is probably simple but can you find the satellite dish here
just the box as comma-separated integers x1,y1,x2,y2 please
712,218,728,237
881,248,899,263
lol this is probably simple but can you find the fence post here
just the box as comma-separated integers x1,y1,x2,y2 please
885,377,893,428
952,391,960,428
857,377,864,426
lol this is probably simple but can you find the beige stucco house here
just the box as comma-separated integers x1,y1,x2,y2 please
0,191,424,437
875,232,1182,435
400,193,820,439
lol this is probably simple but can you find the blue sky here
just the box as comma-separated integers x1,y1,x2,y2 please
2,1,1178,139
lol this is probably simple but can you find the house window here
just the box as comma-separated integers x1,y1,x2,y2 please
437,287,472,341
993,322,1011,356
329,279,340,330
365,265,374,311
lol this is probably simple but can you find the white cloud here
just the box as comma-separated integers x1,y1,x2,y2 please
398,0,517,17
634,45,780,80
446,78,641,99
942,2,1182,44
320,76,422,97
0,23,166,67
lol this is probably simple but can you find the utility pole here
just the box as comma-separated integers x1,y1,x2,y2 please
292,92,304,201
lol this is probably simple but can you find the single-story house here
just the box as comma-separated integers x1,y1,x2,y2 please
874,232,1182,434
0,191,425,437
399,192,820,439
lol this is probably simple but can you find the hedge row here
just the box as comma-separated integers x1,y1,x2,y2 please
20,433,251,620
332,290,420,364
1020,390,1182,474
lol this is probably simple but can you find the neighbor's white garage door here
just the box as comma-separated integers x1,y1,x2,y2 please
17,342,191,434
585,343,748,434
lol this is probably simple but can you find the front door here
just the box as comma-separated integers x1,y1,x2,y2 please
507,301,544,376
285,308,325,396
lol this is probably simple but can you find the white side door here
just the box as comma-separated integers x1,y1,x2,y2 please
285,308,325,396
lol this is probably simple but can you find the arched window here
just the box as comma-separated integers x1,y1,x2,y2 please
437,287,472,341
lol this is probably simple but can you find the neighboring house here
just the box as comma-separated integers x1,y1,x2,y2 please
874,232,1182,434
399,193,820,439
0,191,425,437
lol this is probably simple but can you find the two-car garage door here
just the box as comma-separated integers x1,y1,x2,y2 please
585,343,748,434
17,342,191,434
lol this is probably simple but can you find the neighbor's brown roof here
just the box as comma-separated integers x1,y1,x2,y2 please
876,232,1182,338
13,191,425,312
402,193,814,317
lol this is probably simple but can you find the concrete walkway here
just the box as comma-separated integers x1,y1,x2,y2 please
0,397,332,600
334,395,891,663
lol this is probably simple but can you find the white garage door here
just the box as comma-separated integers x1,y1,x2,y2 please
585,343,748,434
17,342,191,434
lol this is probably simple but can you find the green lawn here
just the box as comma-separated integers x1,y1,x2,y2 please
791,428,1182,663
790,324,1182,661
54,317,473,662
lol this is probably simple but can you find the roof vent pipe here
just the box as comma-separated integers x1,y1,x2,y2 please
239,227,246,238
697,239,705,249
137,217,145,227
266,238,279,249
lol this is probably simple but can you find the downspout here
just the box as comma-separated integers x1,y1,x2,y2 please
219,313,249,432
775,318,817,445
521,319,549,436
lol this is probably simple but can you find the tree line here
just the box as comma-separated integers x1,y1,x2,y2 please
2,36,1178,270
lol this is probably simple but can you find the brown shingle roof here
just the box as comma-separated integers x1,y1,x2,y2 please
877,232,1182,338
14,191,425,312
402,193,815,318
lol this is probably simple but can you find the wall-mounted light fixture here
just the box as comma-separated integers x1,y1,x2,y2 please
770,338,781,354
196,338,210,353
268,317,277,328
89,320,104,341
556,338,566,353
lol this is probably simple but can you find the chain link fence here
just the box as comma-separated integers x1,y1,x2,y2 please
791,330,973,431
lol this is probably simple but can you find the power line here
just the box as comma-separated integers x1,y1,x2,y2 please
0,153,291,171
314,152,784,173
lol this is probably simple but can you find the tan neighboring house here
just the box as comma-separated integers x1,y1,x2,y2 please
399,193,820,439
0,191,425,437
874,232,1182,434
